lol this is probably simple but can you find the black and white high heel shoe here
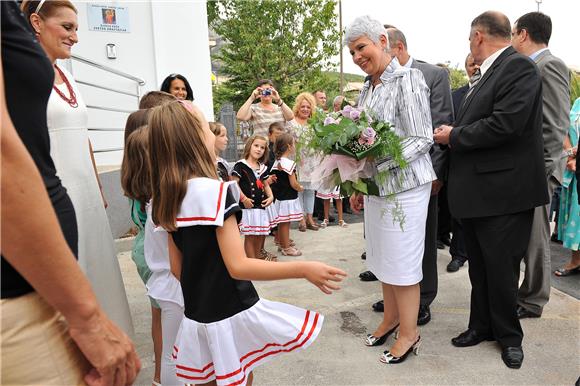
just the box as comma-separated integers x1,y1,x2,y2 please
364,324,399,347
379,335,421,364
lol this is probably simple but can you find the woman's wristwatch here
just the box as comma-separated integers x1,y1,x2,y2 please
277,99,284,107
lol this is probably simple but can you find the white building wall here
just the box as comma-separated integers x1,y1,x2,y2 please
150,1,214,120
68,0,213,166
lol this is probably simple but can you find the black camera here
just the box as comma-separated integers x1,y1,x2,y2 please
261,89,272,96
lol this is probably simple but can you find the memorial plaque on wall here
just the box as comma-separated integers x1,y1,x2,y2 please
87,4,130,33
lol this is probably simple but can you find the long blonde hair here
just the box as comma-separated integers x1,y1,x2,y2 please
148,102,218,231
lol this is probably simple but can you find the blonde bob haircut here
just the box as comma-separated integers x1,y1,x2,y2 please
292,92,317,118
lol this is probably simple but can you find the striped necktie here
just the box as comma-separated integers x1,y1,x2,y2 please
465,68,482,100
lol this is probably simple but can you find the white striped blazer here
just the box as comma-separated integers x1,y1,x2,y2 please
358,58,436,196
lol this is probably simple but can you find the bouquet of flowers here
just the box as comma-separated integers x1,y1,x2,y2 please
304,105,407,196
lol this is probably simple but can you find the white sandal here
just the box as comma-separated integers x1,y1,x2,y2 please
338,220,348,228
281,247,302,256
319,219,329,228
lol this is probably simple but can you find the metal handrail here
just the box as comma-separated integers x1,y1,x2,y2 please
71,54,145,85
76,80,140,98
86,104,136,114
93,147,124,153
87,127,126,132
69,54,145,158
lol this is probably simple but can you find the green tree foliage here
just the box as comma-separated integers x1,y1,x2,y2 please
208,0,340,113
570,71,580,106
449,67,468,90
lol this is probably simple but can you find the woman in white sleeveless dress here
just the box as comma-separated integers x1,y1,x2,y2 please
26,0,133,335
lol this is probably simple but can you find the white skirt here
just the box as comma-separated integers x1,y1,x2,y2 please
239,207,277,235
316,186,341,200
172,299,323,386
364,183,431,285
274,198,303,223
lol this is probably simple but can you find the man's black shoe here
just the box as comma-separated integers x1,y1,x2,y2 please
516,305,541,319
372,299,384,312
361,251,366,260
417,305,431,326
359,270,377,282
446,258,465,272
451,329,494,347
501,346,523,369
436,240,445,249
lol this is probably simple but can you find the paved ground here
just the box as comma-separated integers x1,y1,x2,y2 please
117,221,580,386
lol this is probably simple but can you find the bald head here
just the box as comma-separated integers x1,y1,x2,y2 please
385,27,407,50
469,11,511,65
471,11,511,41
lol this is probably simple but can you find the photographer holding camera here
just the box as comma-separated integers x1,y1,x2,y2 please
237,79,294,137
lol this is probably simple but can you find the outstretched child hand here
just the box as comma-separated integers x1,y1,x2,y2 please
304,262,347,294
262,195,273,208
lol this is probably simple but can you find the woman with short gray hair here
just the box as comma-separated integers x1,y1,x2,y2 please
347,15,436,364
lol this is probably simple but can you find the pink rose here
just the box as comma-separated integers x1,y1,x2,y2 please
358,127,376,145
324,116,338,126
350,109,361,120
341,105,354,119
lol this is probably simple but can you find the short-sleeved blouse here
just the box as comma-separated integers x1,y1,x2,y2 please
249,103,286,137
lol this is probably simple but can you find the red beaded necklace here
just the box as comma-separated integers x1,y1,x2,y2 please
53,65,78,108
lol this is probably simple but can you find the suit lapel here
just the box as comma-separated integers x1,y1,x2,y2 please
455,47,515,123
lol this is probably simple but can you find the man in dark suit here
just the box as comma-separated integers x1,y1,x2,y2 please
511,12,571,319
365,26,454,326
446,53,480,273
434,11,548,369
451,54,479,115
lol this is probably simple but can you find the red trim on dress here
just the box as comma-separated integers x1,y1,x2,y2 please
176,182,225,222
276,165,295,174
175,310,320,383
239,224,272,229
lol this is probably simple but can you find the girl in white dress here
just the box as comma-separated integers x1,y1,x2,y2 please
25,0,133,335
148,100,345,386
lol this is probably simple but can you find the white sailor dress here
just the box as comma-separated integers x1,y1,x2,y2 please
144,204,184,308
170,178,323,386
217,157,231,182
232,160,278,235
270,157,304,223
316,186,341,200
